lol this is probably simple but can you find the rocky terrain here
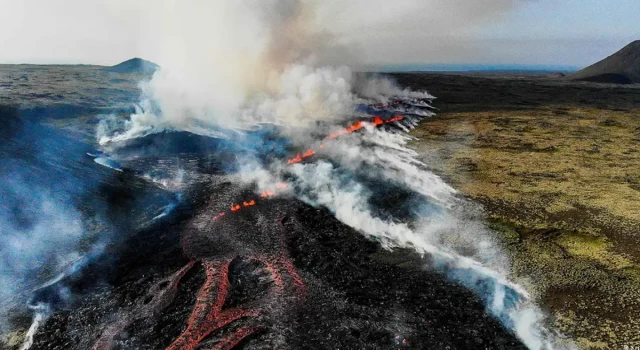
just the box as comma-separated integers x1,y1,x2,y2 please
0,64,529,349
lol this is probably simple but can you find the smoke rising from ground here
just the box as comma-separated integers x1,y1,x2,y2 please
236,119,564,350
0,174,84,331
98,0,434,144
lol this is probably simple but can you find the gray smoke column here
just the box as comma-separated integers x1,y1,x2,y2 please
98,0,432,144
1,0,522,65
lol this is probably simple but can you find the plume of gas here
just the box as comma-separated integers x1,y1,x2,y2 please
0,175,99,348
353,74,435,101
0,179,83,309
97,0,428,146
19,304,49,350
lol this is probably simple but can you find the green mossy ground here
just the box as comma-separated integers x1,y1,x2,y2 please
410,105,640,349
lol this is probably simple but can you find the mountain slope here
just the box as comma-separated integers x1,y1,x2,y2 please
104,58,158,74
571,40,640,84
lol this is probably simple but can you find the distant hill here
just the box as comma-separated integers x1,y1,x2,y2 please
104,58,158,74
571,41,640,84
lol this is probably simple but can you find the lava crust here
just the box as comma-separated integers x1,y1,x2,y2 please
28,177,526,349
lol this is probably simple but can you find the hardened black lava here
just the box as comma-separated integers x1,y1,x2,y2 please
1,66,526,349
27,177,526,350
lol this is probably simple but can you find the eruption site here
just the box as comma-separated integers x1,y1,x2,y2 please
9,1,568,349
20,85,558,349
211,107,413,222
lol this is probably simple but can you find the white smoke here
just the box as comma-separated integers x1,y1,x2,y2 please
0,178,85,310
97,0,420,145
18,302,53,350
354,75,435,101
236,119,566,349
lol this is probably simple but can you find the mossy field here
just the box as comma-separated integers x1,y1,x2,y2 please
397,72,640,349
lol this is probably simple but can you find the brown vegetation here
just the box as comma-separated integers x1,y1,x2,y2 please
400,72,640,349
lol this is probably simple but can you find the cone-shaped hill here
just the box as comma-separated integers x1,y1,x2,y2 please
104,57,159,74
571,41,640,84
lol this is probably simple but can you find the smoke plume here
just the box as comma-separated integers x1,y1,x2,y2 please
98,0,434,144
0,174,84,331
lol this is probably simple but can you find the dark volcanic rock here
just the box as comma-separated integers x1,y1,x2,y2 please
571,40,640,84
104,58,158,74
574,73,633,84
28,179,527,350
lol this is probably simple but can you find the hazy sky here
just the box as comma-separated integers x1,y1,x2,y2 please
1,0,639,67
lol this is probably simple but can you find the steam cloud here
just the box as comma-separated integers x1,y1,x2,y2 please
0,174,84,331
96,1,568,349
2,0,523,65
97,0,434,145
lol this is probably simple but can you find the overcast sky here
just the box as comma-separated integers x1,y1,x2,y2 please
1,0,639,67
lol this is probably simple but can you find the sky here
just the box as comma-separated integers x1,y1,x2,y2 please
0,0,639,68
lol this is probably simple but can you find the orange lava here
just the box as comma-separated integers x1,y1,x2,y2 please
287,153,302,164
385,115,404,123
166,261,257,350
211,325,259,350
216,113,407,223
288,114,404,164
260,190,275,198
212,184,289,221
167,255,305,350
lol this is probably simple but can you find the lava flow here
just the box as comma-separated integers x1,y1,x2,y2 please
90,98,426,350
212,183,289,221
165,260,258,350
215,114,407,222
91,252,305,350
166,254,305,350
288,114,404,165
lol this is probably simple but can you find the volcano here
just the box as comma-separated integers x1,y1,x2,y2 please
1,63,534,350
104,58,159,75
27,179,527,350
571,40,640,84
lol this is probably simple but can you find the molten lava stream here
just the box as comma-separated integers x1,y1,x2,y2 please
213,115,409,222
166,255,306,350
212,183,288,221
166,261,258,350
211,325,259,350
287,114,404,164
212,113,408,223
